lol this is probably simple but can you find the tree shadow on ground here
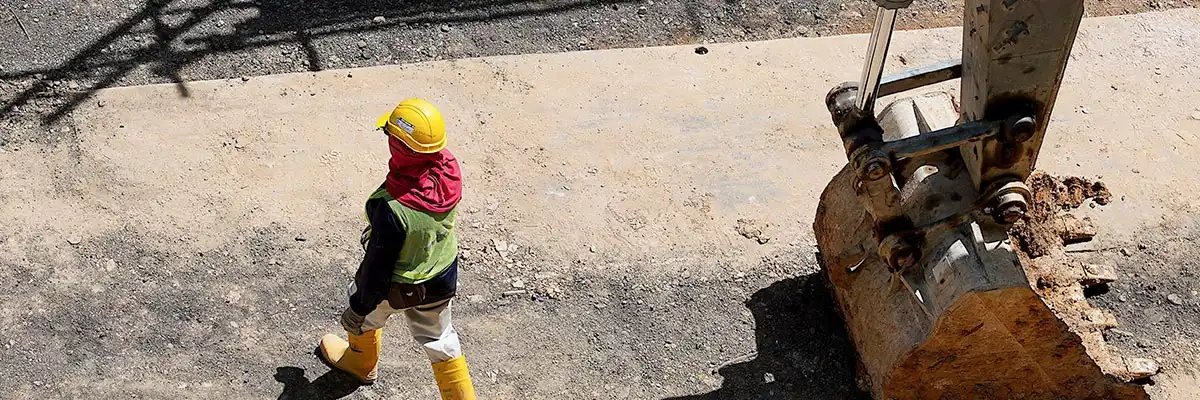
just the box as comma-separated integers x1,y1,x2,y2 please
0,0,633,125
273,366,362,400
666,273,869,400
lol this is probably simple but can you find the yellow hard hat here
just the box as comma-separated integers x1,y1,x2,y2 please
375,98,446,153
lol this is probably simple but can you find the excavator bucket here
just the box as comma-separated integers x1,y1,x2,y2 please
812,0,1148,398
814,94,1145,398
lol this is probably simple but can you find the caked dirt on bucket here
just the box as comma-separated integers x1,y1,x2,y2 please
1011,172,1112,258
1012,172,1155,385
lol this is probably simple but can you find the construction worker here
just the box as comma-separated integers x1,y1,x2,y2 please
318,98,476,399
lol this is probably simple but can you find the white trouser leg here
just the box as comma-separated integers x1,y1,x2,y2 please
348,281,463,362
404,298,462,363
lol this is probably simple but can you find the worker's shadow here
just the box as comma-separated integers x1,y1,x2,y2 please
274,362,362,400
666,272,870,400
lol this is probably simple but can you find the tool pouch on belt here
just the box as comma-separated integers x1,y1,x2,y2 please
386,282,427,309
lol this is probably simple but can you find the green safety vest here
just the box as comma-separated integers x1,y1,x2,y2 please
367,187,458,284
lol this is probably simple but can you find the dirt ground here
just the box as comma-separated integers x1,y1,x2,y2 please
1,0,1197,126
1,6,1200,400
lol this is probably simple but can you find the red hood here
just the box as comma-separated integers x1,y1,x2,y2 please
384,136,462,213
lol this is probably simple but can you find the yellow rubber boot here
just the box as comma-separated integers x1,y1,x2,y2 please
319,329,381,384
431,356,476,400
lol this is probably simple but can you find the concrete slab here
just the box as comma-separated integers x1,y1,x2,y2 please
1,8,1199,400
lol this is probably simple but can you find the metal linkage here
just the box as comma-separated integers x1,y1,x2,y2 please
882,119,1002,160
856,8,899,112
827,87,1036,273
827,83,920,272
827,0,1065,272
878,59,963,98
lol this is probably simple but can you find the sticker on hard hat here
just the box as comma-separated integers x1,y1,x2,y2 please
394,117,416,134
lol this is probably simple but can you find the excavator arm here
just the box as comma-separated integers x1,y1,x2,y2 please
813,1,1147,398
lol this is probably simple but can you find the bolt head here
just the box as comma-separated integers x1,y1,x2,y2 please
894,251,917,271
1009,116,1036,142
997,203,1027,224
864,160,889,180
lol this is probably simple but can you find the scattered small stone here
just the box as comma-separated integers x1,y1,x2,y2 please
1080,264,1118,287
240,76,250,82
492,239,509,252
763,372,775,383
511,279,525,289
1108,328,1134,338
216,20,225,27
294,235,307,242
1191,111,1200,121
267,259,279,266
1080,106,1090,114
501,290,526,297
589,245,596,253
357,40,368,49
97,100,105,108
1167,294,1184,305
347,72,353,78
440,24,452,32
595,303,607,309
1120,248,1132,257
1059,216,1097,243
735,218,771,244
1119,294,1129,302
67,81,81,90
1124,358,1160,379
636,300,644,305
694,46,709,55
105,259,117,272
372,16,386,24
637,6,647,15
1136,340,1152,349
33,380,43,387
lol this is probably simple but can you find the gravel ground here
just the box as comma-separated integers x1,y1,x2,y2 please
1,224,860,399
1088,220,1200,384
0,0,1196,126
